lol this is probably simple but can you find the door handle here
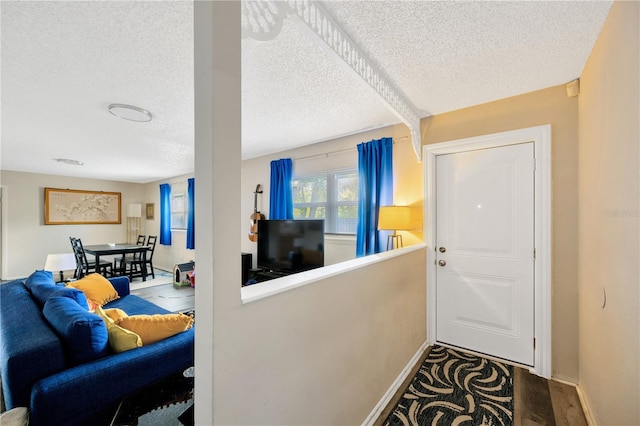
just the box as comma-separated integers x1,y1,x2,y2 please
439,247,446,253
438,260,446,267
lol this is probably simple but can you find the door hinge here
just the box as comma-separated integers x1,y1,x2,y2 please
533,158,537,172
533,248,536,260
533,338,536,350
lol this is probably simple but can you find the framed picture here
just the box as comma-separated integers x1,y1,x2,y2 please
146,203,155,220
45,188,121,225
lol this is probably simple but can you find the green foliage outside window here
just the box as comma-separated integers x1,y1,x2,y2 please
292,170,358,234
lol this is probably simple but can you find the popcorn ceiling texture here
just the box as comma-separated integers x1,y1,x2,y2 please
1,1,612,182
326,1,613,116
1,1,194,183
242,15,399,159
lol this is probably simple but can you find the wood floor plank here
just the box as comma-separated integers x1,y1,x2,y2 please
515,367,556,425
548,380,587,426
514,367,526,426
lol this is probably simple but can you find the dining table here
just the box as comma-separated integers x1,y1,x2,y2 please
83,243,150,281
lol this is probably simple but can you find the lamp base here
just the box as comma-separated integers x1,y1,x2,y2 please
386,234,403,250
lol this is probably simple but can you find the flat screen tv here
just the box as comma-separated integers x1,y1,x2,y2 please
257,219,324,274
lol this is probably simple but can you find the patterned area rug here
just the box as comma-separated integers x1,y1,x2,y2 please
384,346,513,426
109,367,194,426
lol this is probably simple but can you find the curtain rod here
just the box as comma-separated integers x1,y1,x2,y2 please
164,178,189,185
293,136,406,162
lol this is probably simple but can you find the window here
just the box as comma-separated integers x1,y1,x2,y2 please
171,183,187,230
292,169,358,234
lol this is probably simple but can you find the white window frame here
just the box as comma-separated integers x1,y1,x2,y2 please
292,168,358,235
170,182,187,230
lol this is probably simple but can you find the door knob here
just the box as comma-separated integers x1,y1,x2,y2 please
439,247,446,253
438,260,446,267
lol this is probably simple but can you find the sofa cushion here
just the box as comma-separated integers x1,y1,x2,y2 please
116,313,194,345
50,287,89,310
94,306,142,353
24,271,90,310
0,281,66,410
24,270,55,290
24,270,56,307
105,295,170,315
29,281,60,308
67,273,119,306
43,296,108,365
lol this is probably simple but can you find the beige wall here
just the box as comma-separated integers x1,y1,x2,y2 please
0,170,194,278
217,250,427,424
421,84,580,381
0,170,144,279
578,1,639,424
141,173,195,271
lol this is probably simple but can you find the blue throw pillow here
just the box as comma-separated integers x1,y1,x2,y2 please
24,270,89,310
50,287,89,310
43,296,109,365
24,270,55,290
25,271,59,308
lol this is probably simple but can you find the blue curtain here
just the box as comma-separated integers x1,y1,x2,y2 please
186,178,195,249
159,183,172,246
269,158,294,220
356,137,393,257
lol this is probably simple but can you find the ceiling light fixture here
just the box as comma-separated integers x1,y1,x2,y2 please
108,104,152,122
54,158,84,166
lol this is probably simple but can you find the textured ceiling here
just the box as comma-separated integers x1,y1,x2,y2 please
1,1,612,183
1,1,194,183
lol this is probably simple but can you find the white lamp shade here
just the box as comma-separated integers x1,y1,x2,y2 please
127,204,142,218
44,253,77,272
378,206,412,230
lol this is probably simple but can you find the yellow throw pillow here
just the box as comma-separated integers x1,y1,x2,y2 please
95,306,142,353
95,305,115,325
67,273,119,306
108,323,143,353
116,314,194,345
104,308,128,322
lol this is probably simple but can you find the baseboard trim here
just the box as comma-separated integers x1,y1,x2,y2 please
550,376,577,387
548,377,595,426
361,341,429,426
575,384,596,426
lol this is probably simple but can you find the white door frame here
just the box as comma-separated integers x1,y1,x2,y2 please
424,124,552,378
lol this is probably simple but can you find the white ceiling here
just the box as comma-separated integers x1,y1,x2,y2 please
1,1,612,184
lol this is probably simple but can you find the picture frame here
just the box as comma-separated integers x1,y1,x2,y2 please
44,188,121,225
146,203,155,220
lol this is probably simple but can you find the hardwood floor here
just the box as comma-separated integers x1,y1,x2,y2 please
130,282,194,313
374,347,587,426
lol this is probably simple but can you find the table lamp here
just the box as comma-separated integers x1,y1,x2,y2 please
127,203,142,244
378,206,412,250
44,253,77,282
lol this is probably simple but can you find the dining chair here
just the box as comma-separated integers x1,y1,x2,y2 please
113,235,146,275
144,236,157,279
69,237,112,278
120,235,157,280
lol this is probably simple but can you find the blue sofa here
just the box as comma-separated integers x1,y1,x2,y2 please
0,271,194,425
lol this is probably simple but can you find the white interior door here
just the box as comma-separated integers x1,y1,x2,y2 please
436,142,535,366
